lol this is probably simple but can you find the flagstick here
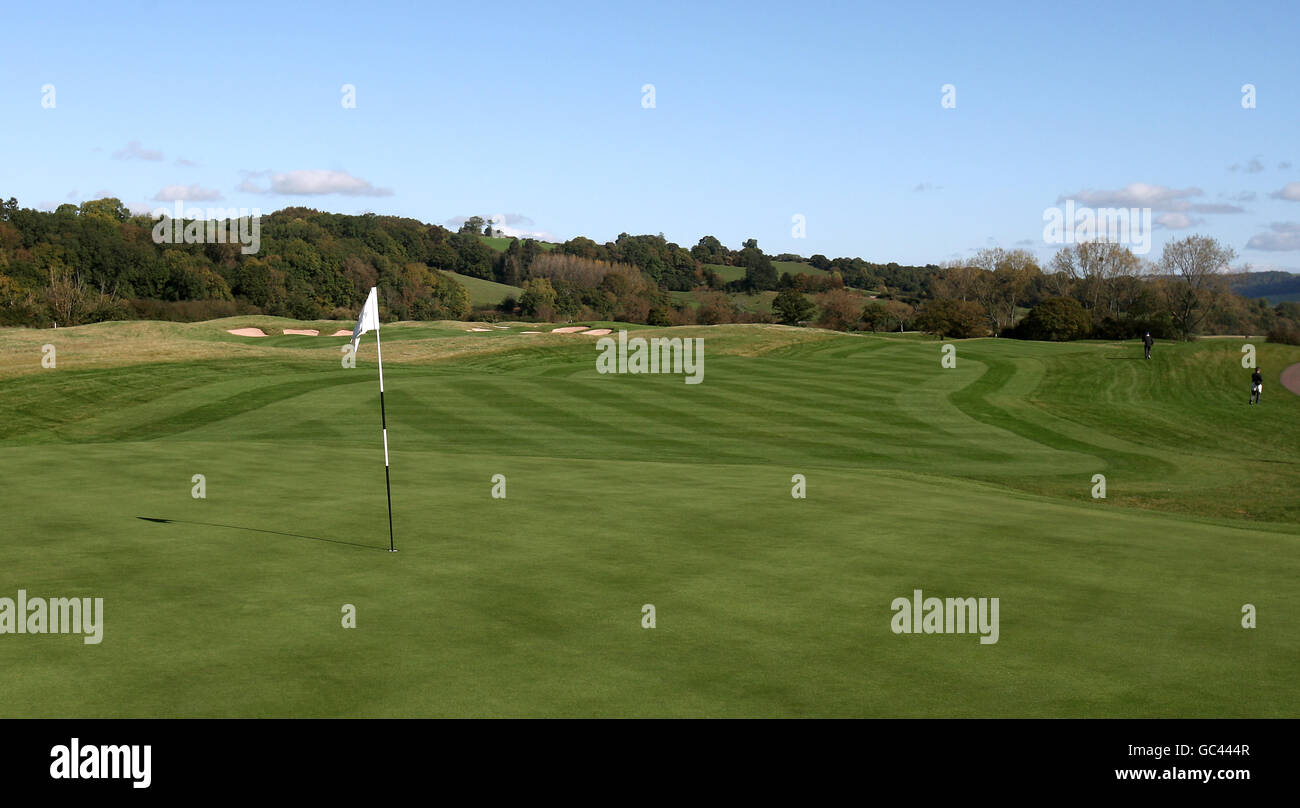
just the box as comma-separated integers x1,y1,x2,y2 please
375,324,396,553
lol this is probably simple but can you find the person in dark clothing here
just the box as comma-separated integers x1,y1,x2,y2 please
1143,332,1154,360
1250,368,1263,404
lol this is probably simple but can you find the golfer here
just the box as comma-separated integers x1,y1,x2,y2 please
1250,368,1263,405
1143,332,1153,360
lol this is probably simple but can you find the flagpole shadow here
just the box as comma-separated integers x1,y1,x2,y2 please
136,517,390,551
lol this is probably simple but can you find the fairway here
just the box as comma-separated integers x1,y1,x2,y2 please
2,320,1297,717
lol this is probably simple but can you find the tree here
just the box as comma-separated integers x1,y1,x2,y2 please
737,240,777,291
559,236,603,261
46,263,92,325
1157,235,1236,340
815,289,862,331
915,298,988,338
451,231,495,279
772,288,815,325
1050,241,1141,319
519,277,557,318
690,235,731,265
1016,297,1091,341
459,216,486,236
969,248,1041,334
1266,318,1300,346
79,197,130,222
862,299,913,332
933,261,983,302
413,268,470,320
696,291,738,324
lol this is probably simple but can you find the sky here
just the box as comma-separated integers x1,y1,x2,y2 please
2,0,1298,270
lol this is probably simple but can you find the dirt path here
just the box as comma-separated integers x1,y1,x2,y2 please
1281,363,1300,397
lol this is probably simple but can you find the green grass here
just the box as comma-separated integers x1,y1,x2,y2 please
733,290,778,314
1,322,1297,717
773,260,830,277
704,261,829,283
438,270,523,308
479,236,557,253
669,289,780,315
702,263,745,283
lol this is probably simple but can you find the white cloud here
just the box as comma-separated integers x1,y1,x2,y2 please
153,184,224,202
1059,183,1201,210
174,157,198,167
1154,213,1202,229
113,140,164,161
239,169,392,196
1269,182,1300,201
488,213,552,239
1246,222,1300,251
1229,157,1265,173
1058,183,1244,215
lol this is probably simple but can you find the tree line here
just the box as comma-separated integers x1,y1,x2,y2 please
777,239,1299,346
1,197,1295,344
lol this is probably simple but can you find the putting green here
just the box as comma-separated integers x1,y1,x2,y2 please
1,320,1296,716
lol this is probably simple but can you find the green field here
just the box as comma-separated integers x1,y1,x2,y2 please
437,270,523,308
704,261,829,283
2,320,1297,717
479,236,557,253
774,260,829,278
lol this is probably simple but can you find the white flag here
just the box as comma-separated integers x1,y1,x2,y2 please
352,287,379,352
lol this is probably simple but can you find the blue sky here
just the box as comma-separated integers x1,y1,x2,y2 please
2,0,1298,269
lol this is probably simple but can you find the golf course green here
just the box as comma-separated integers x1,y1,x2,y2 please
1,318,1296,717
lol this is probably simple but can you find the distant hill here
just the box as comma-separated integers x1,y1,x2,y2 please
437,270,522,308
479,236,556,253
1229,270,1300,303
774,260,831,278
703,260,831,284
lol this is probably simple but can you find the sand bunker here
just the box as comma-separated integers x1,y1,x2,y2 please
330,330,352,337
467,327,493,332
583,328,613,336
283,329,319,336
551,326,589,333
1281,362,1300,397
520,331,542,334
227,328,268,337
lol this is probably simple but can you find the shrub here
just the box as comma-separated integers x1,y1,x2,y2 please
772,288,815,325
1266,318,1300,346
814,289,863,331
915,298,988,338
1016,297,1091,341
